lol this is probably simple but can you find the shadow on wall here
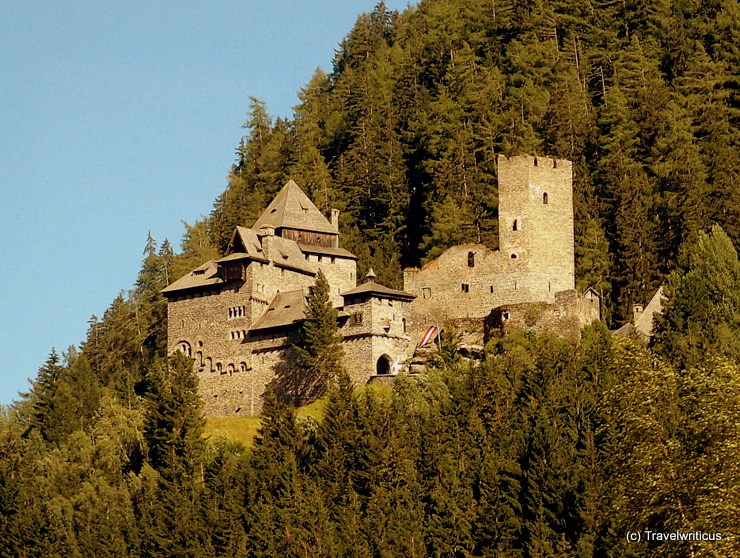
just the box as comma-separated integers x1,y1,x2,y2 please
267,344,329,408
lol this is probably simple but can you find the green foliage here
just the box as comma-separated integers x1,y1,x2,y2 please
289,270,344,405
652,225,740,367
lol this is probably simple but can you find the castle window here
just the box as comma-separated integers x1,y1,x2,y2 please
490,286,494,293
196,351,203,368
533,157,538,167
217,363,224,374
514,281,518,290
511,253,518,259
240,362,247,373
548,281,551,292
351,312,363,325
227,363,235,375
461,284,470,293
402,318,407,333
513,220,518,231
543,192,549,205
206,357,212,372
467,251,475,267
421,286,431,299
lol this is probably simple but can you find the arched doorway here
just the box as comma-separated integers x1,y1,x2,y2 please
376,354,392,375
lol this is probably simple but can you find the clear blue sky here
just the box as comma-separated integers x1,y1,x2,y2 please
0,0,410,405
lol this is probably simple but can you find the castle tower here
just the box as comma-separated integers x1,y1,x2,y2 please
497,155,574,300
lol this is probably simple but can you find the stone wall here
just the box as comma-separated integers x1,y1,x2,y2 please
489,289,599,340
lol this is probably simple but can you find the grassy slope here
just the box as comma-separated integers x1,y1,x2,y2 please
202,383,392,448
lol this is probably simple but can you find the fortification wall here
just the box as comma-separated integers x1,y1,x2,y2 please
489,289,597,340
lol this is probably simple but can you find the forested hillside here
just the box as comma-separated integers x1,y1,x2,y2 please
1,1,739,557
209,0,738,324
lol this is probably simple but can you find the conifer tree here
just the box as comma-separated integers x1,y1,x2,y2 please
291,270,344,405
652,225,740,367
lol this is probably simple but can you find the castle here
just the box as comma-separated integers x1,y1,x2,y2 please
162,155,600,416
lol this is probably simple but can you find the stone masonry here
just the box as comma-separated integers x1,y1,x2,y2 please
163,155,600,416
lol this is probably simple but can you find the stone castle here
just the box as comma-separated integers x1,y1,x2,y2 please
162,155,600,416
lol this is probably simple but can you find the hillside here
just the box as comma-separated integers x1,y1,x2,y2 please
2,1,739,557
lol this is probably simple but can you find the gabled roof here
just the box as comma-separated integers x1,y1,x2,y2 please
227,227,269,261
251,180,337,235
271,236,316,275
342,281,416,301
249,290,307,332
161,260,223,295
634,287,664,337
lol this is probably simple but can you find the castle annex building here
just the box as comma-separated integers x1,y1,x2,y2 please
163,155,599,416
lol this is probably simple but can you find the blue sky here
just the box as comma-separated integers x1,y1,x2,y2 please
0,0,410,405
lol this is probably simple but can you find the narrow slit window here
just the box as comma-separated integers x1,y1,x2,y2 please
543,192,549,205
467,251,475,267
461,284,470,293
513,219,518,231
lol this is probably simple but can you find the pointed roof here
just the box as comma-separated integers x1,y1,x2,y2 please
251,180,337,235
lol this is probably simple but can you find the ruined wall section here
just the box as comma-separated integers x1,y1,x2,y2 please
489,289,597,341
497,155,574,300
402,244,534,343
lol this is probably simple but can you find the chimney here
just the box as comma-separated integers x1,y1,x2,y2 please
632,304,644,323
260,225,275,260
330,209,340,232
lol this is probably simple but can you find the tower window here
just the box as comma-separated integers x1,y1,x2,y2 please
467,251,475,267
421,287,431,298
490,286,494,293
513,219,518,231
543,192,549,205
461,284,470,293
511,253,518,259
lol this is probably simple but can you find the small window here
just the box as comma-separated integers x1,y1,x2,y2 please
490,286,494,293
511,253,518,259
514,281,518,290
548,281,551,292
240,362,247,373
543,192,549,205
467,251,475,267
421,286,431,299
402,318,407,333
462,284,470,293
513,219,518,231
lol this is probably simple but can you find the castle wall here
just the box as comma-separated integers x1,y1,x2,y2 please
489,289,598,340
402,244,535,343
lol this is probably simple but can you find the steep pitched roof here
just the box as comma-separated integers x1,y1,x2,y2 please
342,281,416,301
161,260,223,295
251,180,337,235
227,227,270,261
270,236,316,275
249,290,307,332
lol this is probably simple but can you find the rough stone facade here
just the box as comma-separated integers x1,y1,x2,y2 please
402,155,596,347
163,156,600,416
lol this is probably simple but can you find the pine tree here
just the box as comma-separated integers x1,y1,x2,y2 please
290,270,344,406
652,225,740,367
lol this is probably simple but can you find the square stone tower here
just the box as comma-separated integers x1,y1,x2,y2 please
497,155,575,301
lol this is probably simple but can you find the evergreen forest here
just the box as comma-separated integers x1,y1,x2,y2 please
1,1,738,557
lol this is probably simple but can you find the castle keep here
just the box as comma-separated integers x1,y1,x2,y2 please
163,155,599,416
